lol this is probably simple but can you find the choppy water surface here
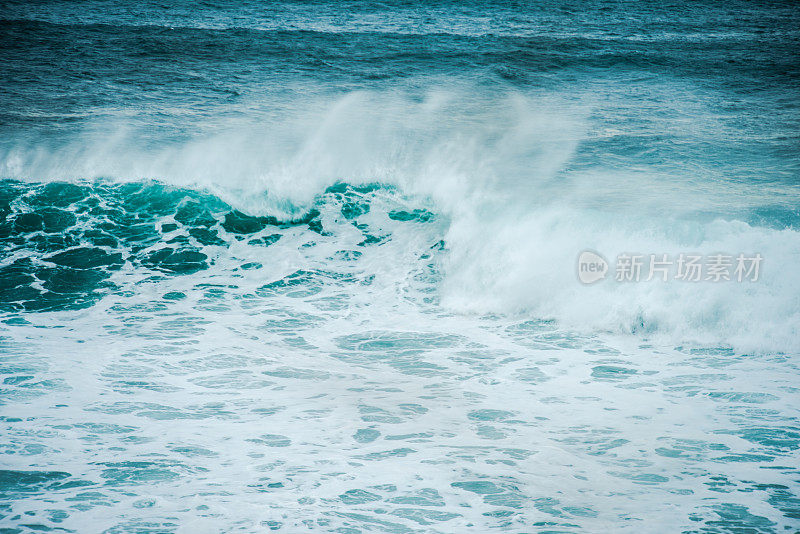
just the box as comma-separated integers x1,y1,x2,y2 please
1,1,799,532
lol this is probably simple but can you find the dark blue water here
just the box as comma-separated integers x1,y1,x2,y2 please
1,1,799,532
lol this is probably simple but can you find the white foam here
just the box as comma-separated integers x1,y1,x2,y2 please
1,86,798,353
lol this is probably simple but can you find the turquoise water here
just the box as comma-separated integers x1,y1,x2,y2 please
1,1,799,532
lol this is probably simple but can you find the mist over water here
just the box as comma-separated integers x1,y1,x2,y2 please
3,86,797,352
1,1,799,532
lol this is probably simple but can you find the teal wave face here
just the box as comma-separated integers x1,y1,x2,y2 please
0,180,439,312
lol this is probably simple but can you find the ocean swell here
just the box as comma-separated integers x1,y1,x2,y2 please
0,88,798,354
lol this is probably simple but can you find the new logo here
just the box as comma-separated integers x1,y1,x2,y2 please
577,250,608,284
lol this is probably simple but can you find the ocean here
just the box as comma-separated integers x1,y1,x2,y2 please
0,0,799,532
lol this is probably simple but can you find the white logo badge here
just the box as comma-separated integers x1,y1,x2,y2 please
577,250,608,284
